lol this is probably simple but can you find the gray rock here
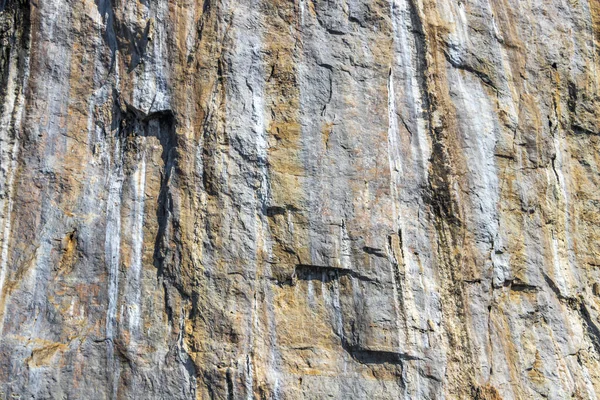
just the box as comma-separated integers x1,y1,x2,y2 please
1,0,600,398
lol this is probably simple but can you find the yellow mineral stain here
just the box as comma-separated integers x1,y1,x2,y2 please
25,341,68,368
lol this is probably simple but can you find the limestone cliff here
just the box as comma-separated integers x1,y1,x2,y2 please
1,0,600,398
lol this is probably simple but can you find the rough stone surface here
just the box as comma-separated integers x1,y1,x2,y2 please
1,0,600,398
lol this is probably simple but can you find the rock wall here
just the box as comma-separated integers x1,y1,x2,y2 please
1,0,600,398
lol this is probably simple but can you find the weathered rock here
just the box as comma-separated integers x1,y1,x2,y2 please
1,0,600,398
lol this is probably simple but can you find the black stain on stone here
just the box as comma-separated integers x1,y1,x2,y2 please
580,303,600,355
226,368,234,400
292,264,377,285
0,0,31,122
568,81,577,113
341,339,422,365
362,246,386,258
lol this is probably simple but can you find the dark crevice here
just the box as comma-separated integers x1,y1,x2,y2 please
425,126,462,226
347,15,362,26
399,114,415,137
567,81,577,113
551,155,560,183
94,0,152,73
407,0,474,381
325,27,346,35
226,368,234,400
507,280,539,293
405,0,430,113
580,303,600,355
119,17,152,73
443,51,497,90
402,9,474,389
202,0,211,14
541,272,577,305
149,116,186,299
341,337,421,365
182,355,198,397
317,62,334,71
542,272,562,297
494,153,515,160
572,123,600,136
0,0,31,123
265,204,300,217
362,246,386,258
403,0,460,227
289,264,377,285
94,0,119,73
397,229,405,261
111,92,186,304
423,373,442,383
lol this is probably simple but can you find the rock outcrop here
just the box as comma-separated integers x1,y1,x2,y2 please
1,0,600,398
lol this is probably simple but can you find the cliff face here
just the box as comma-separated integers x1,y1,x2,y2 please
1,0,600,398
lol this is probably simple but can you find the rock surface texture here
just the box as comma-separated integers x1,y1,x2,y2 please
1,0,600,398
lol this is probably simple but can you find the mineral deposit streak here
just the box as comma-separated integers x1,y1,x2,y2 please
129,152,146,335
105,136,124,400
0,0,599,399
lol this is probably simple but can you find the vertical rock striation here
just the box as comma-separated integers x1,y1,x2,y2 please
1,0,600,398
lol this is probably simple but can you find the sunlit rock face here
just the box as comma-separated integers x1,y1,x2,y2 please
1,0,600,398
